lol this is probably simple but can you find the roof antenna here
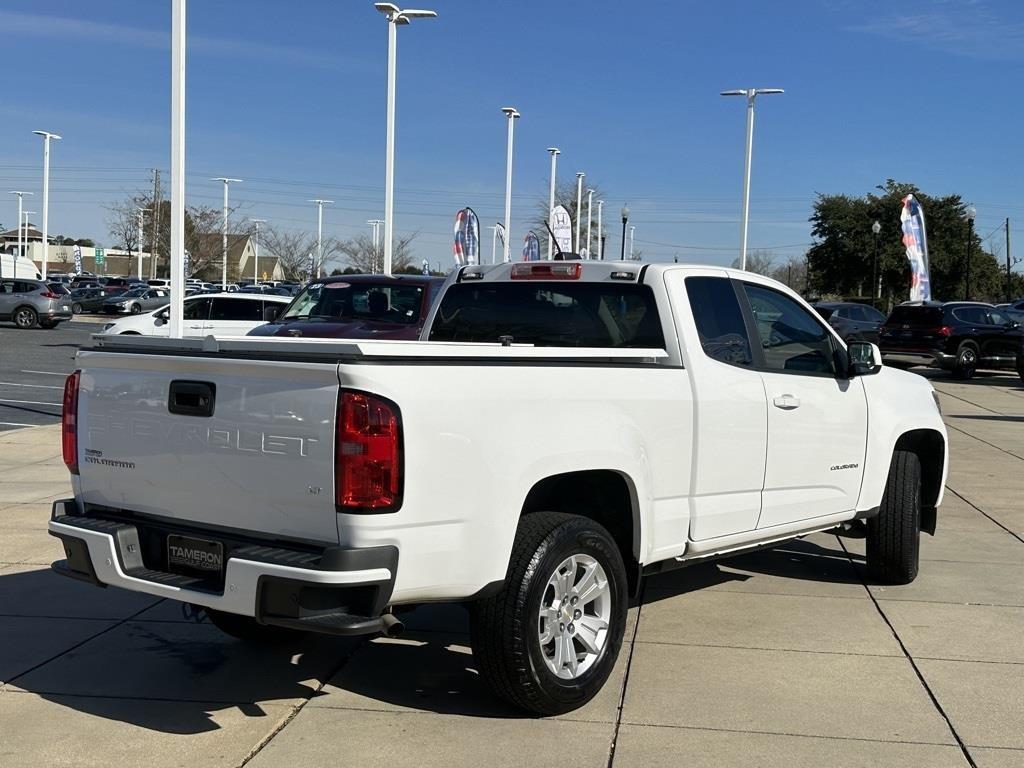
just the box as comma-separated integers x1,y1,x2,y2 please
544,220,566,260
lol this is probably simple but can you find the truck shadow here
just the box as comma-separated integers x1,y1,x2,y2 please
3,534,867,729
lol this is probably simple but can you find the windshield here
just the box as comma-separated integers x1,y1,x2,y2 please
281,281,425,324
428,282,664,348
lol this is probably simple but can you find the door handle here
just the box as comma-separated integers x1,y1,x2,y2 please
773,395,800,410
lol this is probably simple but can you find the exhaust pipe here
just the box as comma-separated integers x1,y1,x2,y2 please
380,613,404,637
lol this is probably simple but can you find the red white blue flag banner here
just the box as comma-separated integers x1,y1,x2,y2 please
900,194,931,302
453,207,480,267
522,231,541,261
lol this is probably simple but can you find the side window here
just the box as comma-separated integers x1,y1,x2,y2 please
988,309,1010,326
685,276,753,366
183,297,211,321
844,305,869,322
863,305,886,323
14,281,36,294
953,307,986,325
210,298,263,321
742,283,836,375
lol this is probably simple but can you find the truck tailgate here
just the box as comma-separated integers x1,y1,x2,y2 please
75,350,341,544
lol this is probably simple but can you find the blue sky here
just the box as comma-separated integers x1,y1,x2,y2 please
0,0,1020,270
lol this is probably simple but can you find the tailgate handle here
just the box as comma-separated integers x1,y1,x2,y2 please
168,380,216,417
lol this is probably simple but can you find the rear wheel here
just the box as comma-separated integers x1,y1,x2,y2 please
866,450,921,584
71,302,83,314
470,512,628,715
205,608,300,644
952,342,978,379
13,306,37,329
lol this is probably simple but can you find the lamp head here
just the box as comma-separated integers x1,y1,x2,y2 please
547,147,560,155
872,220,881,235
621,205,630,222
32,130,62,141
966,205,977,222
501,107,520,118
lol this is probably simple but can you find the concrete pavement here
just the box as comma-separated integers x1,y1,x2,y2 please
1,372,1021,767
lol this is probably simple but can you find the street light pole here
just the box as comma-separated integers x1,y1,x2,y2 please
501,107,520,263
367,219,384,273
871,220,881,302
376,3,437,276
720,87,783,271
137,207,152,280
488,225,498,265
597,200,604,260
546,147,559,260
620,205,629,260
965,205,977,301
574,172,584,253
212,177,241,289
310,199,333,278
249,218,266,284
31,130,61,280
586,188,594,259
629,225,635,260
8,192,32,274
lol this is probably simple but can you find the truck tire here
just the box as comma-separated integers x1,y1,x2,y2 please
866,450,921,585
952,341,978,379
469,511,628,715
205,608,299,645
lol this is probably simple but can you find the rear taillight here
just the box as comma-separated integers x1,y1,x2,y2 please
335,391,403,513
62,371,80,475
938,326,953,337
41,291,61,299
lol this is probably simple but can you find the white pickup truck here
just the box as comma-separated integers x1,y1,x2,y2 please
49,261,947,714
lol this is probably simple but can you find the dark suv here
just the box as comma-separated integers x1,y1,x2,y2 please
812,301,886,343
879,301,1024,380
248,274,444,340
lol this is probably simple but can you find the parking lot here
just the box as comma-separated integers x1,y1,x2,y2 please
0,326,1022,767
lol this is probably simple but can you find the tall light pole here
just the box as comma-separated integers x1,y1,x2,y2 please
168,0,186,336
720,87,784,271
212,177,241,289
137,207,152,280
629,225,635,260
965,205,977,301
871,220,881,302
501,107,520,263
488,224,499,264
367,219,384,272
249,218,266,284
597,200,604,260
9,191,32,266
574,172,584,253
31,130,61,280
546,147,559,260
585,188,594,259
310,199,333,277
620,205,629,260
376,3,437,276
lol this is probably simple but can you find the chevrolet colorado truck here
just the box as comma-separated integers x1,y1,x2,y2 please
49,262,947,715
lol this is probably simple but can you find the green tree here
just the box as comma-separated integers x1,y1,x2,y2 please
807,180,1017,304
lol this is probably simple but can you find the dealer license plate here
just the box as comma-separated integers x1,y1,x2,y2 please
167,534,223,573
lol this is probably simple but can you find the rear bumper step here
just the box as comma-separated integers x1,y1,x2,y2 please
48,499,399,637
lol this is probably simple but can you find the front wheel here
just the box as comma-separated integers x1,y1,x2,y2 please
130,303,142,315
952,342,978,379
13,306,38,329
470,512,628,715
866,450,921,584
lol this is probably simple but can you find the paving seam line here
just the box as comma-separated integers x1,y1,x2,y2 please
629,639,900,659
835,535,979,768
236,638,367,767
605,583,644,768
944,486,1024,546
3,598,167,690
935,389,1005,416
617,720,964,748
944,421,1024,464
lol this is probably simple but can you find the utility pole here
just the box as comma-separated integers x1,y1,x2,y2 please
151,169,161,279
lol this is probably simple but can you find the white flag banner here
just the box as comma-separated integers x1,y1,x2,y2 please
551,205,573,255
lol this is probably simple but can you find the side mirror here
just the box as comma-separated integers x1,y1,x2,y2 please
264,305,282,323
846,341,883,377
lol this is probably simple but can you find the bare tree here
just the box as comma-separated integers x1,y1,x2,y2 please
731,249,775,276
336,232,417,273
257,224,317,280
769,256,809,293
105,196,149,274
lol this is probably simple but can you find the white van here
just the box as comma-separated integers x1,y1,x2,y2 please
0,253,42,280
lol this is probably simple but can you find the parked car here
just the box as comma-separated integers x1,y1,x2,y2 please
238,284,292,296
52,261,948,715
248,273,444,339
69,286,121,314
101,292,291,336
0,277,73,328
102,286,171,314
812,301,886,344
879,301,1024,380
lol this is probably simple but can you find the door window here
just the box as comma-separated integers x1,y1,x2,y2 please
183,297,212,321
844,305,869,322
742,283,837,375
987,309,1012,326
952,306,987,325
685,276,752,366
210,297,263,321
